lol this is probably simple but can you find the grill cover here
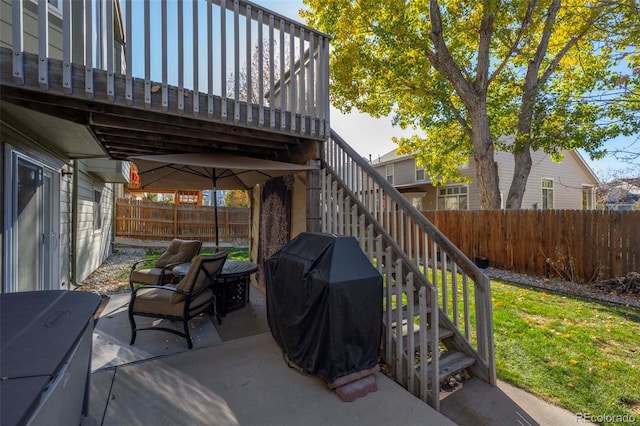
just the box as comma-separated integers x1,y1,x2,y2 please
266,232,382,383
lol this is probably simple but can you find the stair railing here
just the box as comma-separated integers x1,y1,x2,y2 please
321,130,496,408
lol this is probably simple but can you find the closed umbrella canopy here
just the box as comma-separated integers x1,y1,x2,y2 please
130,152,318,248
131,153,317,191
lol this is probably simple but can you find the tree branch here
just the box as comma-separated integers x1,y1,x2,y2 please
446,97,473,138
427,0,477,104
475,1,496,93
488,0,539,86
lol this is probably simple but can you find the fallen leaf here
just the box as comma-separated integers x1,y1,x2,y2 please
563,333,571,338
601,362,610,367
495,301,504,307
567,382,574,388
569,359,579,365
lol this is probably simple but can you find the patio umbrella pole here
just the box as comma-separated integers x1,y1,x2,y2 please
212,174,219,251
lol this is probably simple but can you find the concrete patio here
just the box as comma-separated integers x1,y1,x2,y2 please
86,288,455,426
85,285,586,426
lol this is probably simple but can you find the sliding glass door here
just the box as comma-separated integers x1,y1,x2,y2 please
3,151,60,293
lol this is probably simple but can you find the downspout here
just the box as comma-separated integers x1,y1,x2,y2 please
71,159,79,286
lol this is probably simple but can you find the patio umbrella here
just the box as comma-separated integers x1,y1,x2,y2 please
130,152,317,247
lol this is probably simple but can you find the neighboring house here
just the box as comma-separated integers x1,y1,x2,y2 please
597,179,640,210
372,147,600,210
1,0,128,292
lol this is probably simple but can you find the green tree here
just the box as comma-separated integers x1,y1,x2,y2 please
224,190,249,207
303,0,640,209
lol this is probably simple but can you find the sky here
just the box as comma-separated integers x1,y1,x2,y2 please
264,0,638,179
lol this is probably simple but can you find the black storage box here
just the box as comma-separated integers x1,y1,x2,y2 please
265,232,383,384
1,291,101,426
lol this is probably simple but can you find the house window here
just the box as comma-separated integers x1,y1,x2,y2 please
542,178,554,209
386,165,394,184
437,185,468,210
30,0,63,17
94,188,103,231
416,165,425,181
582,186,595,210
412,197,423,210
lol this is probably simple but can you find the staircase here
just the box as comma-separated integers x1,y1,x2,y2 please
321,131,496,410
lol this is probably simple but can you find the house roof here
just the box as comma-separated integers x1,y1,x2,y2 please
371,148,412,166
569,150,600,185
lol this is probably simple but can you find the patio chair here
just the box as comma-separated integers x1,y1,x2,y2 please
129,239,202,290
128,252,228,349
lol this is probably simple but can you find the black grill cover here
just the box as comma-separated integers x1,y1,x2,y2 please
265,232,382,383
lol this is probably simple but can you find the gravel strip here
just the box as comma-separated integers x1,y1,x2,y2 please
75,247,145,296
484,267,640,308
76,246,639,308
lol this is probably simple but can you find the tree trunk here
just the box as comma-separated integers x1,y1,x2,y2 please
506,146,532,209
469,108,501,209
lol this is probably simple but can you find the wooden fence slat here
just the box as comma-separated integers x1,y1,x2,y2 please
420,209,639,281
116,199,250,244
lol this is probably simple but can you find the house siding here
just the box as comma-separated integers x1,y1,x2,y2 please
74,161,114,283
494,150,595,210
1,0,64,60
59,164,72,288
2,1,125,70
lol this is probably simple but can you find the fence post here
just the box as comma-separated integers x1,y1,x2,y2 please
173,205,178,239
224,208,230,242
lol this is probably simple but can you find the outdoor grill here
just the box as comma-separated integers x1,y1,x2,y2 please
265,232,382,387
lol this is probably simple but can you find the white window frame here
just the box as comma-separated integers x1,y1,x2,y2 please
437,184,468,210
582,185,595,210
541,178,554,209
415,164,425,181
386,164,394,184
30,0,63,19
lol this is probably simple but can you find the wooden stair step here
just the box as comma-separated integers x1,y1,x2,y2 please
428,350,476,383
399,326,454,349
383,302,429,325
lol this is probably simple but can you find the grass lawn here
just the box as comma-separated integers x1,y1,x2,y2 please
145,246,249,261
491,280,640,424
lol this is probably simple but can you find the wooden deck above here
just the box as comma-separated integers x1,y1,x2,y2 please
1,0,330,162
1,48,323,161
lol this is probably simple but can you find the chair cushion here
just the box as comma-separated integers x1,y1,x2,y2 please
155,239,202,268
132,287,214,317
130,268,176,285
171,254,227,304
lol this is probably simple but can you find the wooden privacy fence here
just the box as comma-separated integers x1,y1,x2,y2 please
420,210,640,282
116,199,250,245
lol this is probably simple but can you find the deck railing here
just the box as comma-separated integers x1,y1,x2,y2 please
322,130,496,409
6,0,329,138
